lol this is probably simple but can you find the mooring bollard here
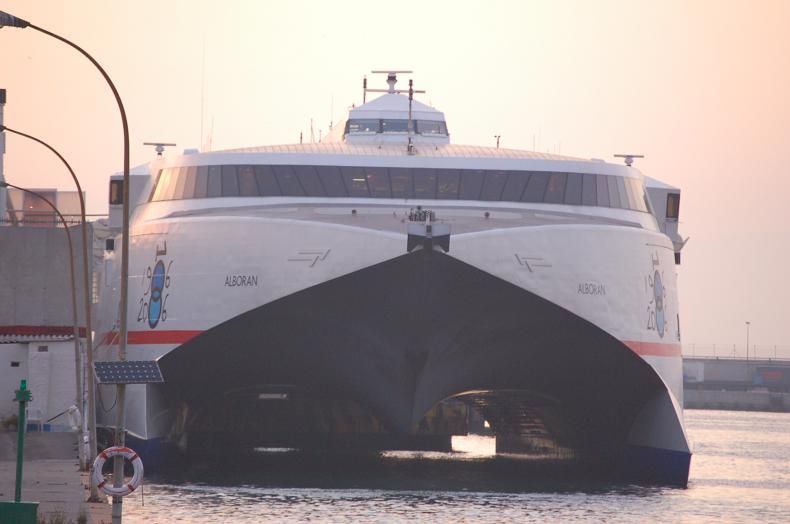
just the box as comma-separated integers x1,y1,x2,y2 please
0,379,39,522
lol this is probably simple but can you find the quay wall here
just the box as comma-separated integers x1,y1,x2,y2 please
683,357,790,412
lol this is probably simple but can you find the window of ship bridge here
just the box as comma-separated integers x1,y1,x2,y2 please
150,165,652,213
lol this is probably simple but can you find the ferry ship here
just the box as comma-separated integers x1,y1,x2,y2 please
95,72,691,485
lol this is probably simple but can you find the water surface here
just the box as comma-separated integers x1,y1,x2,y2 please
120,410,790,522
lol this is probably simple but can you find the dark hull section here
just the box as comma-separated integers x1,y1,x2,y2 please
158,249,682,483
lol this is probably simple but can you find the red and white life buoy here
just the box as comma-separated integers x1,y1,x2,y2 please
92,446,144,497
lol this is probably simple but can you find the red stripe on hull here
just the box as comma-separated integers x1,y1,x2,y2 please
128,330,202,345
623,340,682,357
110,330,681,358
100,330,203,345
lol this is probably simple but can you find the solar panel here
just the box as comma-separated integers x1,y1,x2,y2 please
94,360,164,384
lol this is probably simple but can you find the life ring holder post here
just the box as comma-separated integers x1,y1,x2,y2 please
92,360,163,509
92,446,144,497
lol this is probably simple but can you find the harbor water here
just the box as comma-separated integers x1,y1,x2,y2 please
120,410,789,523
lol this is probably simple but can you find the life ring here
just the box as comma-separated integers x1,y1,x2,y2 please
92,446,144,497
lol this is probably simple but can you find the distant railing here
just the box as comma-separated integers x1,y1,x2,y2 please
1,214,107,226
683,343,790,360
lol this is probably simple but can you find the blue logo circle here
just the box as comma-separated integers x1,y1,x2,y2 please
148,260,166,328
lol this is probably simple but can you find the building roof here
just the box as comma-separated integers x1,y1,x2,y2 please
0,325,79,343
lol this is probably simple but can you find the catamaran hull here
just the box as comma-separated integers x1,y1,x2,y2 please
96,212,690,485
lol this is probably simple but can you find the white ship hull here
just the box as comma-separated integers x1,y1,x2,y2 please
96,197,690,484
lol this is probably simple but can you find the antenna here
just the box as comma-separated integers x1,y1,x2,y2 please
200,38,206,151
206,116,214,152
364,70,425,98
408,79,414,133
614,154,645,167
494,135,501,149
143,142,177,156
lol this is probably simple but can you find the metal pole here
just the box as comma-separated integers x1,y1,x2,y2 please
14,380,31,502
746,321,750,361
1,126,91,468
0,89,6,224
1,14,131,506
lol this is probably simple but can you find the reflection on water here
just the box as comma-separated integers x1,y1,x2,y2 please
121,411,790,523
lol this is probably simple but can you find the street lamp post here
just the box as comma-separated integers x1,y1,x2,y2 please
745,321,751,361
1,181,82,467
1,11,131,514
1,124,95,471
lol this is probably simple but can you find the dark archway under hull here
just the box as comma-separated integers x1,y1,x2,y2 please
157,249,689,485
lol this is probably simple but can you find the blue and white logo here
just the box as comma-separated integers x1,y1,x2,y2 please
148,260,166,328
137,241,172,329
646,252,667,338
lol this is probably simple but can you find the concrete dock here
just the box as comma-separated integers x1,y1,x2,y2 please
0,432,110,523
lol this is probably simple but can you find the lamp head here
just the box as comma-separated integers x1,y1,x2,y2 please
0,11,30,29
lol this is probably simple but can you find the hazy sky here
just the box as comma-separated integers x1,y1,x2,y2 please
2,0,789,355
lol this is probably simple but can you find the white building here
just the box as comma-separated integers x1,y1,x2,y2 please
1,329,80,431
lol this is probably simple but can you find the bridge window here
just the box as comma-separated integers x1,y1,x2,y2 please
666,192,680,219
522,172,549,202
626,178,649,212
366,167,391,198
238,166,259,196
436,169,460,199
148,165,652,213
381,119,409,133
207,166,222,197
295,166,325,197
615,177,629,210
595,174,609,207
156,169,176,201
607,175,621,208
274,165,305,196
390,168,414,198
180,167,198,199
564,173,583,205
459,170,484,200
347,119,380,133
221,165,239,196
346,119,448,136
481,171,508,201
255,165,281,196
544,173,567,204
109,179,124,205
581,173,597,206
341,167,369,197
414,169,437,199
173,166,189,199
317,166,346,197
501,172,529,201
416,120,448,135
